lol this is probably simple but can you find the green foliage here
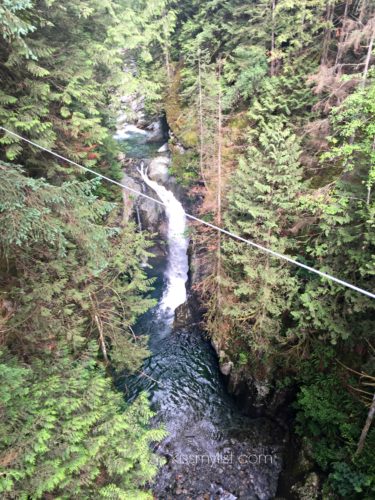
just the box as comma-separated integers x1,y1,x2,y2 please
151,2,375,496
290,81,375,347
0,0,126,196
295,354,375,498
108,0,176,112
0,352,165,499
328,462,373,498
0,163,155,369
223,46,268,103
273,0,327,60
238,351,248,366
1,0,375,498
323,77,375,193
169,149,199,187
0,0,35,57
0,162,159,495
216,120,303,360
296,374,359,467
247,72,317,129
0,2,168,497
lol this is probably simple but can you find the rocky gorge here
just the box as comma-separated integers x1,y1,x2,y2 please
113,95,320,500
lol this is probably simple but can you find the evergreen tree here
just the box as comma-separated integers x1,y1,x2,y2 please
0,163,154,368
1,0,375,497
0,0,126,197
0,161,161,496
210,121,303,370
0,352,165,499
290,79,375,347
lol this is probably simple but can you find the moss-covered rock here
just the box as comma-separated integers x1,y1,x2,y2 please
165,66,198,148
291,472,320,500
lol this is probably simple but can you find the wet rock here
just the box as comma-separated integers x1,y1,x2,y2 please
121,172,164,231
148,155,170,183
291,472,320,499
158,142,170,153
173,302,193,329
220,361,234,376
209,339,234,377
138,196,164,231
117,93,147,127
122,173,142,223
117,112,128,125
146,119,165,142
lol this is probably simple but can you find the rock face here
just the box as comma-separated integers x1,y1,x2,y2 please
122,173,141,223
117,93,147,128
291,472,320,499
146,120,165,142
115,89,167,143
148,155,170,183
122,172,165,233
173,301,195,329
220,361,234,376
208,328,293,417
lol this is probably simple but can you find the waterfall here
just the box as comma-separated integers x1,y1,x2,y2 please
139,165,189,322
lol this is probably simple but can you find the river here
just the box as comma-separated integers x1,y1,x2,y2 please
116,130,285,499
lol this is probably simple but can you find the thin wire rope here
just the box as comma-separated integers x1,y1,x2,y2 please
1,125,374,300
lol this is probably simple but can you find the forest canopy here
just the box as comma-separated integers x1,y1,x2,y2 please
0,0,374,498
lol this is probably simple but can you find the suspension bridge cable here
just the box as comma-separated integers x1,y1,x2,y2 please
0,125,374,300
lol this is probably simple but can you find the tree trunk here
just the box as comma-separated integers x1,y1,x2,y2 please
165,50,171,83
198,51,206,187
216,60,223,306
361,24,375,87
321,1,334,65
89,294,109,364
163,12,172,83
358,0,368,24
95,313,109,364
355,393,375,456
334,0,350,70
270,0,276,76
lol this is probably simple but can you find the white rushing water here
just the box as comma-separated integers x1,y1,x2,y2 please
139,164,189,321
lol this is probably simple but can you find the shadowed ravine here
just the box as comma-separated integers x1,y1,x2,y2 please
116,131,286,499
